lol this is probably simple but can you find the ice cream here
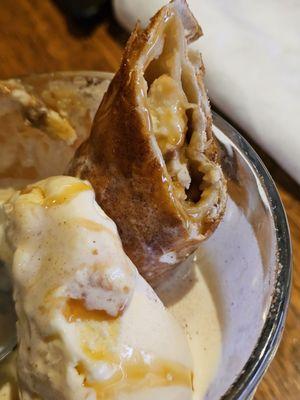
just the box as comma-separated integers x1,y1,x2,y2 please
1,176,193,400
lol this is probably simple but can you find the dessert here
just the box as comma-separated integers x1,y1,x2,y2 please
0,1,228,398
69,0,227,283
1,176,193,400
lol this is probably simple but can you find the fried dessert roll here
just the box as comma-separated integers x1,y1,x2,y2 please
69,0,227,283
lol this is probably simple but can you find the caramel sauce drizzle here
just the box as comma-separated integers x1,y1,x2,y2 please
21,181,90,207
63,298,117,324
71,217,115,237
76,351,193,399
43,182,90,207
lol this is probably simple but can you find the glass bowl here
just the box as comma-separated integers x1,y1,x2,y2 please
0,72,292,399
210,112,292,399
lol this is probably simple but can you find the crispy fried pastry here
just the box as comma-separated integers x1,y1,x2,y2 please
69,0,227,283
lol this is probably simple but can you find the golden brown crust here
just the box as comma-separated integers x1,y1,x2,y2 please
69,0,226,284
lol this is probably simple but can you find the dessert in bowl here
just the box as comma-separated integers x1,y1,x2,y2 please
0,1,291,399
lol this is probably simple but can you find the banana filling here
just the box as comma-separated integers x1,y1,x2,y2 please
148,75,189,157
144,13,224,230
148,75,193,200
147,73,204,208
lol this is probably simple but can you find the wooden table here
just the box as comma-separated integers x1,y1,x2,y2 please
0,0,299,398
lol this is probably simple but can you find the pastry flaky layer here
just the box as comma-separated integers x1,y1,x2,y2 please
69,0,227,284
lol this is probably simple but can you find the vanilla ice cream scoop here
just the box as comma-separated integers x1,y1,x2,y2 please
1,176,193,400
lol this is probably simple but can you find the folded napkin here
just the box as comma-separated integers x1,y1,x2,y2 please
113,0,300,184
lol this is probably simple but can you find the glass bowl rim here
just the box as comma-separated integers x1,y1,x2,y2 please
211,112,292,399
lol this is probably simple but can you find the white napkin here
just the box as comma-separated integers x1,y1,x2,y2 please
113,0,300,184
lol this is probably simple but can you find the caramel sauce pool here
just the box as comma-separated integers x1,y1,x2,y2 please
76,352,192,400
65,298,193,399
